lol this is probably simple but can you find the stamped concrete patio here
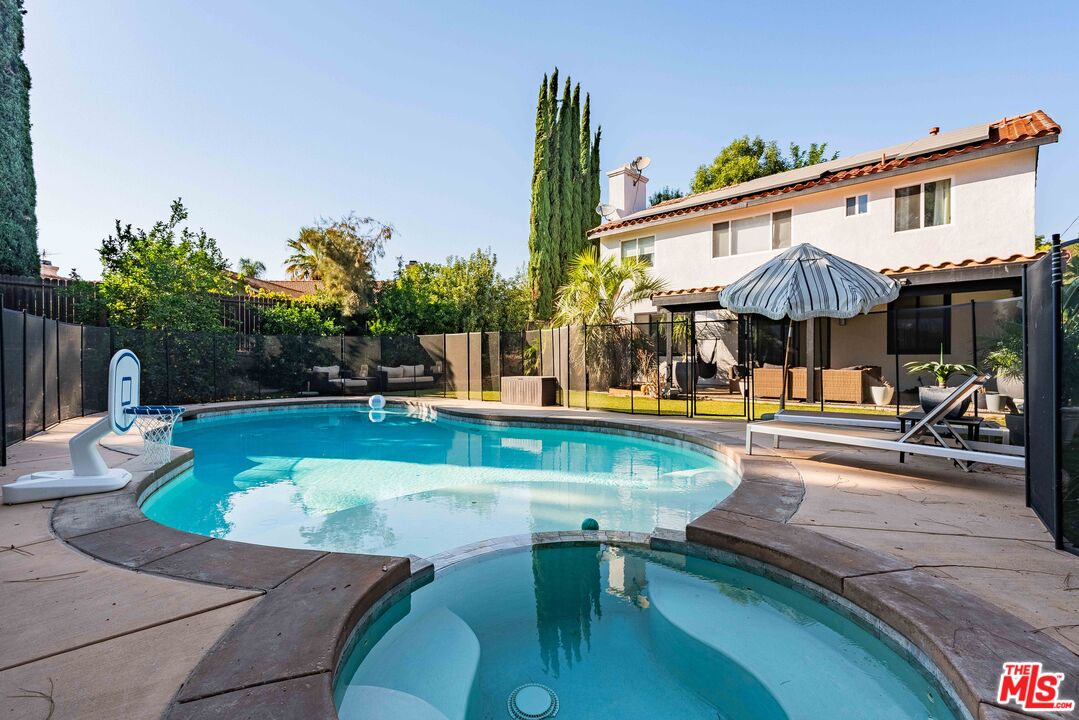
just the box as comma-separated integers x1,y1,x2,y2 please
1,398,1076,719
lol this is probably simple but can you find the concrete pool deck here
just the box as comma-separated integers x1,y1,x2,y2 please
0,397,1076,719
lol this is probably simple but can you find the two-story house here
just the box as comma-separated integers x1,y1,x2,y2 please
587,110,1060,401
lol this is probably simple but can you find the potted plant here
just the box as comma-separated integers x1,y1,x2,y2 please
982,322,1025,440
904,347,977,418
869,379,894,407
983,329,1023,412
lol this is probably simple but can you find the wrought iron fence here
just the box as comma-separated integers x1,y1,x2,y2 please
0,274,298,335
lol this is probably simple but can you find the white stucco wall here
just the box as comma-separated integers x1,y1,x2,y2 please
598,148,1039,317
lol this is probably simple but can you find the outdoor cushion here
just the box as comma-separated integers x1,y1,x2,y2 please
381,365,404,378
387,376,434,385
330,378,368,387
313,365,340,379
409,364,425,375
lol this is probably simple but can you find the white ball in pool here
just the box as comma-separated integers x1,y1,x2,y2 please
368,394,386,410
369,409,386,423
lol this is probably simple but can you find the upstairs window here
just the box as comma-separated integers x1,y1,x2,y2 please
712,211,793,256
712,222,730,257
621,236,655,266
895,180,951,231
771,210,791,249
845,194,868,216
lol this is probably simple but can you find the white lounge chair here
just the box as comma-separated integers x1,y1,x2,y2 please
746,374,1024,470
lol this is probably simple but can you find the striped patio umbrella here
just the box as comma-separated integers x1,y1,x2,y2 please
718,243,899,409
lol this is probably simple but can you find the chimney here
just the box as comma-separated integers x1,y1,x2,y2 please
40,260,60,279
606,164,649,218
929,126,940,135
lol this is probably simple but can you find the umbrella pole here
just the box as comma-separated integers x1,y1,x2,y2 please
780,318,793,412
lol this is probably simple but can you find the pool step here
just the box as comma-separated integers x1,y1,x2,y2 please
340,607,480,720
337,686,449,720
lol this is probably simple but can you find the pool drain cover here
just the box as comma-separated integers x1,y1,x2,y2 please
508,683,558,719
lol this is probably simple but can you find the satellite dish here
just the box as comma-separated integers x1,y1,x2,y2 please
595,203,615,219
631,156,651,173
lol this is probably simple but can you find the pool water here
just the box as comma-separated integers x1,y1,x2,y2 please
335,545,959,720
141,407,737,557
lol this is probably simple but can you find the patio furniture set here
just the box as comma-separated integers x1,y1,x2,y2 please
310,362,442,395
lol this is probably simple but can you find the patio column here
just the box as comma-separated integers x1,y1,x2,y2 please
805,319,816,404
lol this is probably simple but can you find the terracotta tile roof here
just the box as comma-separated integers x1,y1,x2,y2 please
590,110,1060,237
879,251,1045,275
234,274,321,298
651,252,1044,299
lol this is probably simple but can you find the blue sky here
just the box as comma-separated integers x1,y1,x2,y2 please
25,1,1079,280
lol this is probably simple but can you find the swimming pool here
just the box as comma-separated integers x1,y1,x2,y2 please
335,544,960,720
141,406,738,557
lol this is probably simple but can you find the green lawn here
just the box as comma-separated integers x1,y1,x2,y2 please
381,387,904,419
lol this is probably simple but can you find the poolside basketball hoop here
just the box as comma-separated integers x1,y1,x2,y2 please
125,405,185,466
2,349,182,504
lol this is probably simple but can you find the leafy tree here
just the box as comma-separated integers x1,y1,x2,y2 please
257,294,342,336
369,249,529,336
92,199,237,330
649,186,684,205
690,136,838,194
285,214,391,318
0,0,40,275
237,257,266,278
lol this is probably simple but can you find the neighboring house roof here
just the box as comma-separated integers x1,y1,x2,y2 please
650,252,1045,300
234,274,321,298
589,110,1060,238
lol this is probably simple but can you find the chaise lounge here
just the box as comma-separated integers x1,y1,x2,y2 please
745,374,1024,470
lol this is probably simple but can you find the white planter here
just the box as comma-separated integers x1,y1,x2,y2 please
985,392,1010,414
869,385,894,407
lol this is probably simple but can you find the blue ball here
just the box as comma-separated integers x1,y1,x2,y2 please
581,518,599,531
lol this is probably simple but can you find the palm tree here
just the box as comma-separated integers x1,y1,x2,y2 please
237,257,266,279
553,248,667,390
553,247,666,326
285,229,326,280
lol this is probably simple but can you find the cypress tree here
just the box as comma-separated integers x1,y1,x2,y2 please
545,70,561,303
556,78,574,269
0,0,40,276
579,93,592,240
527,76,550,316
525,70,602,320
589,127,602,247
563,84,582,265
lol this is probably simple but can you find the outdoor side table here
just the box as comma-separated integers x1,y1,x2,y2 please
898,410,984,464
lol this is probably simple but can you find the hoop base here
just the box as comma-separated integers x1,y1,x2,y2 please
2,468,132,505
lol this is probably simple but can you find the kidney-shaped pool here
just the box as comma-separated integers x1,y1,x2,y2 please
141,406,738,557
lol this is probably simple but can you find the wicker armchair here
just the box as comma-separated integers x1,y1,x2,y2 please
787,366,883,403
751,367,789,399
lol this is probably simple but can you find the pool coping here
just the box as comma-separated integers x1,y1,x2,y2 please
48,397,1078,720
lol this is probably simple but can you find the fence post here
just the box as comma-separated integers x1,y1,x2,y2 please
1050,233,1064,547
79,325,85,417
54,318,61,424
21,310,26,441
970,299,979,418
0,303,6,466
164,331,172,405
1022,264,1030,507
583,324,589,411
892,304,900,417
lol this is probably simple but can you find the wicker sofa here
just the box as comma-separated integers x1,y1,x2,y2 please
790,366,884,404
751,365,884,403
